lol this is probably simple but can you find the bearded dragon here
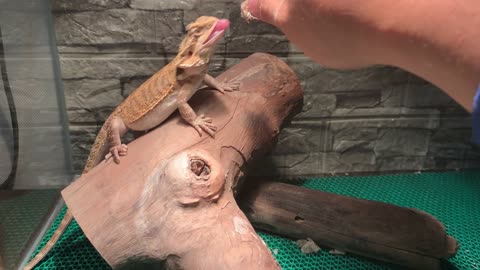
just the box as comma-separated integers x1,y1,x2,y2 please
24,16,237,270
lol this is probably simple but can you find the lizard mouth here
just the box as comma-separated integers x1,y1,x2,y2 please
203,19,229,47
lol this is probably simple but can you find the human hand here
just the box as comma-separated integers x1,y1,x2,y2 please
241,0,390,69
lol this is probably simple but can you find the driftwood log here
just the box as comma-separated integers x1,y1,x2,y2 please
61,53,302,269
240,181,458,270
61,52,457,270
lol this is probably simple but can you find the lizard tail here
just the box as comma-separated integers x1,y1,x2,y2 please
23,210,73,270
25,122,111,269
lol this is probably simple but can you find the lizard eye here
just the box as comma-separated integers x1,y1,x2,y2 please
192,28,202,36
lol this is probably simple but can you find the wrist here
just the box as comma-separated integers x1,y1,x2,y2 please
368,1,480,111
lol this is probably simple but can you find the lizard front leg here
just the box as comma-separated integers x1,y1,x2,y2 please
204,74,240,94
177,85,217,137
105,116,129,163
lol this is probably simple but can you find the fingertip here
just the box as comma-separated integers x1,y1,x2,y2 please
243,0,283,25
242,0,260,22
247,0,260,17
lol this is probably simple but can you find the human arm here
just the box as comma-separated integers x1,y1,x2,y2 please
242,0,480,112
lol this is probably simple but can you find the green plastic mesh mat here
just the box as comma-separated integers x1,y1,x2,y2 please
0,190,59,270
29,170,480,270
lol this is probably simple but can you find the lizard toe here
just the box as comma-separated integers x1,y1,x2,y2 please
224,81,240,92
199,123,217,137
203,117,213,123
202,126,216,137
118,144,128,156
215,87,226,95
109,146,123,164
204,122,217,131
192,124,203,137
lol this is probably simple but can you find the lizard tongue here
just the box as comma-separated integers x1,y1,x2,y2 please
205,19,230,43
214,19,230,31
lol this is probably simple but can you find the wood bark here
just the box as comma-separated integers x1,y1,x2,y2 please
61,53,302,269
239,181,459,270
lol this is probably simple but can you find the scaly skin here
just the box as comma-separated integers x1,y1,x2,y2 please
23,16,238,270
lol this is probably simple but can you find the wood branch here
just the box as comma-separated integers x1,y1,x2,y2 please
61,53,303,269
239,181,459,270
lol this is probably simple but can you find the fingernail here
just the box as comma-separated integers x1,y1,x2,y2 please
241,0,260,22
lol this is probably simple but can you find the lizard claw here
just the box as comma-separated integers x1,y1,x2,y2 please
215,87,226,95
213,80,240,94
218,80,240,93
105,144,128,164
192,114,217,137
223,80,240,92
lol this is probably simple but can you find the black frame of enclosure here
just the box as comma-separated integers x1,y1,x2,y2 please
0,25,19,190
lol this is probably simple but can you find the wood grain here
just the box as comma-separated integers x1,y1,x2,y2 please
240,181,459,270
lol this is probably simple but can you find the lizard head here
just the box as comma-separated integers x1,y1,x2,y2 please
177,16,229,70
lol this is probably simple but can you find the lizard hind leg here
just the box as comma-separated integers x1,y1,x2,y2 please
105,116,129,164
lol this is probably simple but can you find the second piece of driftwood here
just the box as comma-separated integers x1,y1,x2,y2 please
239,181,459,270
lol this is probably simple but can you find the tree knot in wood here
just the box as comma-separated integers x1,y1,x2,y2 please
190,159,211,177
164,150,226,207
187,151,224,203
294,215,305,223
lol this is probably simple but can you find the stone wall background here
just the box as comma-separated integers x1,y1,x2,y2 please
51,0,480,177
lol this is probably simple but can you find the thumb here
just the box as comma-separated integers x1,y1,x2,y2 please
241,0,288,26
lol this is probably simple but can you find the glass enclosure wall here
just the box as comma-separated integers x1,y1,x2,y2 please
1,0,72,269
0,0,72,189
